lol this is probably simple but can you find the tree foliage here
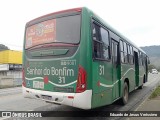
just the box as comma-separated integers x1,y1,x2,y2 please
0,44,9,51
141,45,160,57
148,64,156,72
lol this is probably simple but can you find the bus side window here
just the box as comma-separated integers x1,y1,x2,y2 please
123,42,128,63
139,52,142,66
100,27,110,59
92,22,110,60
94,41,101,58
127,44,134,64
142,53,144,66
92,23,101,58
120,40,125,63
127,44,131,63
130,46,134,64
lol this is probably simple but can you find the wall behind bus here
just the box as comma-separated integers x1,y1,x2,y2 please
0,71,22,88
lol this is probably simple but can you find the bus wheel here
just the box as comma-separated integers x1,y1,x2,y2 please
121,82,129,105
139,76,145,89
139,83,143,89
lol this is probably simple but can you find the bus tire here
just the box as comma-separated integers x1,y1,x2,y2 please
121,82,129,105
139,83,143,89
139,76,145,89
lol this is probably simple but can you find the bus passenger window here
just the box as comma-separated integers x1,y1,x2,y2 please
92,23,100,42
94,41,101,58
130,46,134,64
100,28,109,45
139,52,143,66
100,27,110,59
92,21,110,60
92,23,101,58
120,40,125,63
123,42,128,63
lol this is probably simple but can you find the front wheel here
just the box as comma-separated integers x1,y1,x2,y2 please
121,82,129,105
139,83,143,89
139,76,145,89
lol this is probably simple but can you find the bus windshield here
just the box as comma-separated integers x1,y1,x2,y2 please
25,14,81,49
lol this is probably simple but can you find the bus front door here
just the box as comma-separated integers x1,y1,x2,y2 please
112,40,120,100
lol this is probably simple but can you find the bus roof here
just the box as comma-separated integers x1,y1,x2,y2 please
26,7,82,26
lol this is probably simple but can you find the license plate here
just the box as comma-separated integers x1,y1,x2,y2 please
54,87,74,92
41,95,52,101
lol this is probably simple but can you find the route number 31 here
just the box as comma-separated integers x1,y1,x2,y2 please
99,65,104,75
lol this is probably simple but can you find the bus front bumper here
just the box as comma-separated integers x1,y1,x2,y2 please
22,86,92,109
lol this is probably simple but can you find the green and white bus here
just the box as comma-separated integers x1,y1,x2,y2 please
22,7,149,109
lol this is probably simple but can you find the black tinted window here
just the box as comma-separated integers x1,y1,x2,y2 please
120,40,123,51
25,14,81,49
92,22,110,60
100,27,109,45
92,23,101,41
56,15,81,43
124,42,127,53
123,42,128,63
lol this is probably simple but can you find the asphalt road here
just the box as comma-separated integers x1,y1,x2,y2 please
0,73,160,120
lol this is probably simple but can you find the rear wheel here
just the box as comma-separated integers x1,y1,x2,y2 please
121,82,129,105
